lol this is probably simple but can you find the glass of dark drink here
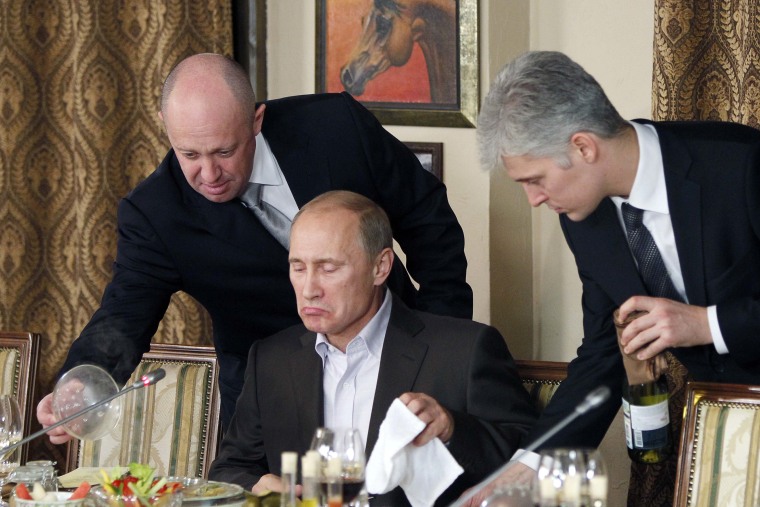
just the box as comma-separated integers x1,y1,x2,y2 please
309,427,366,506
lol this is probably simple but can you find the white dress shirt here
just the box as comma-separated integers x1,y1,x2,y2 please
315,290,392,448
247,133,299,220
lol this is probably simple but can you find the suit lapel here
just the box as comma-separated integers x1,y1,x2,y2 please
656,125,706,306
289,332,324,451
565,199,647,304
365,298,427,458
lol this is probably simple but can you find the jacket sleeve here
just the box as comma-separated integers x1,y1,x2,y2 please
444,325,538,482
522,215,624,450
208,341,270,489
59,197,177,383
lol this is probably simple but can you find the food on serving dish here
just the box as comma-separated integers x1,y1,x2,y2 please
94,464,182,507
13,481,90,504
12,490,88,507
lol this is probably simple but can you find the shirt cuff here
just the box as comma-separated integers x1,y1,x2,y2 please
707,305,728,354
512,448,541,471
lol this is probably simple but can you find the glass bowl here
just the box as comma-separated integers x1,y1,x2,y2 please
13,491,86,507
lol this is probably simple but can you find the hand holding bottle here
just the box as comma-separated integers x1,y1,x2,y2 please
613,310,667,384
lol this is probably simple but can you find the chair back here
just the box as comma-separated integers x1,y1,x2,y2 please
68,344,221,478
515,359,568,412
0,331,41,463
674,381,760,507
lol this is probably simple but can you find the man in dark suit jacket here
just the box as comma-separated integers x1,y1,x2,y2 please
471,51,760,503
37,53,472,440
208,191,536,506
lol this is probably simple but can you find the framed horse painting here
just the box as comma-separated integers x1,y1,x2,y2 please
316,0,478,128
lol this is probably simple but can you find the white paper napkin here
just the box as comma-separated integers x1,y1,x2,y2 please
366,398,464,507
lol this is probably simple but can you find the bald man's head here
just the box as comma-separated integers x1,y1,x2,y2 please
161,53,256,123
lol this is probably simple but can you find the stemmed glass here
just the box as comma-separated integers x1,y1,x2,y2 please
0,395,22,505
533,448,586,507
309,427,366,506
582,449,608,507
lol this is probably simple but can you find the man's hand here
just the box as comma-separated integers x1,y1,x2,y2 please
252,474,288,495
36,393,72,445
618,296,712,360
399,392,454,446
459,462,535,506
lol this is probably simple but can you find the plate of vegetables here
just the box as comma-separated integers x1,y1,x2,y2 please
90,464,182,507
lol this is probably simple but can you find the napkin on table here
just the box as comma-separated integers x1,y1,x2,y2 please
365,398,463,507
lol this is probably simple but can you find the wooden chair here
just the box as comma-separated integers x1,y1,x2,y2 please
515,359,568,413
66,344,221,478
673,381,760,507
514,359,629,505
0,331,41,464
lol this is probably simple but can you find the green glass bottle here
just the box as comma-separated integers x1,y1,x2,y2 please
622,376,672,463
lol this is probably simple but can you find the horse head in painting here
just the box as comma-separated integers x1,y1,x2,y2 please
340,0,457,103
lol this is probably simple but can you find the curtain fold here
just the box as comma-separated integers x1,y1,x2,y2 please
654,0,760,124
0,1,231,463
647,1,760,505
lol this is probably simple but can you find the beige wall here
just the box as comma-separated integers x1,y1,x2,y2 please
266,0,654,361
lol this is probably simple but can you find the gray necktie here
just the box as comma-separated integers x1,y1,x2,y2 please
240,183,291,249
621,202,683,302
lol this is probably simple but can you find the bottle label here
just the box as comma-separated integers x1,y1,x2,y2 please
623,398,669,449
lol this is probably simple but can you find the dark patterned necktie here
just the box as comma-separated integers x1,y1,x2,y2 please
621,202,683,302
240,183,292,249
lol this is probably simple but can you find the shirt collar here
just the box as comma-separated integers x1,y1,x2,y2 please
611,122,669,215
249,133,283,186
314,289,392,362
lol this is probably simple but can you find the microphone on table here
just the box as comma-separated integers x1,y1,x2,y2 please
447,385,612,507
0,368,167,458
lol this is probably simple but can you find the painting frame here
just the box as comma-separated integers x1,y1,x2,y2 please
315,0,478,128
232,0,267,101
404,142,443,180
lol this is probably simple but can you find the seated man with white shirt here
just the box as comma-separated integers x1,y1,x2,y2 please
208,190,537,506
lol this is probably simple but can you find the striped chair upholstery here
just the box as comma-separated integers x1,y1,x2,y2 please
515,359,568,412
68,344,221,478
0,332,41,463
674,381,760,507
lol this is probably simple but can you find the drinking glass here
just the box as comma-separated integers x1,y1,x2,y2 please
0,395,22,505
533,448,586,507
581,449,608,507
309,427,366,506
337,429,365,506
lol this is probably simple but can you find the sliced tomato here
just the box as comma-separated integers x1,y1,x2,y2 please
69,482,91,500
14,484,32,500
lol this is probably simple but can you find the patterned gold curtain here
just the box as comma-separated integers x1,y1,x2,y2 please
0,1,231,463
653,0,760,124
643,1,760,505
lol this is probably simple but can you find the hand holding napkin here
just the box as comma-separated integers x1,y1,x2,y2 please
365,398,463,507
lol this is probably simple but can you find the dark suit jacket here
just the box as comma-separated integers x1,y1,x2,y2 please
208,294,537,506
60,93,472,426
527,120,760,448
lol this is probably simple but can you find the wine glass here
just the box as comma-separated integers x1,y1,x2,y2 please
533,448,586,507
310,427,335,461
337,429,365,506
581,449,608,507
309,427,366,506
51,364,122,440
0,395,22,505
